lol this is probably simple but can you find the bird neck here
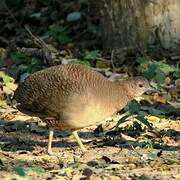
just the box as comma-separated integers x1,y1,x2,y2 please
110,81,134,110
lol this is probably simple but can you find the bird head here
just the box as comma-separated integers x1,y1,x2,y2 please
124,76,156,98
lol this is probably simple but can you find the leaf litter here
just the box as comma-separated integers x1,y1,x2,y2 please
0,105,179,179
0,1,179,179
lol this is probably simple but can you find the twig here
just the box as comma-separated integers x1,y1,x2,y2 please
111,49,116,72
24,25,52,51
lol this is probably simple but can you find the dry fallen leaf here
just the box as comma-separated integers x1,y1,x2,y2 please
152,94,167,104
108,175,122,180
162,136,177,146
147,116,161,123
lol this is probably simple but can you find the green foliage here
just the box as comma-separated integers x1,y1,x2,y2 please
136,56,179,87
47,25,72,44
174,69,180,78
132,120,143,131
15,166,26,177
117,98,178,130
10,51,43,74
136,114,152,128
67,59,90,66
128,100,140,114
157,61,175,75
136,57,148,65
143,64,158,80
115,114,130,129
84,50,99,61
10,51,27,63
64,50,100,65
140,103,178,118
116,100,153,130
128,100,152,128
0,71,14,84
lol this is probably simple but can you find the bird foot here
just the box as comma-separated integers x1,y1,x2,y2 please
47,150,54,156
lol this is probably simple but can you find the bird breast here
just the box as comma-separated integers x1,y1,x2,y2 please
58,90,118,130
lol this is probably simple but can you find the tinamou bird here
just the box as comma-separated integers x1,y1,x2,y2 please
14,64,153,154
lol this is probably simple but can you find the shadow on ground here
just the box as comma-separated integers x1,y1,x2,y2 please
0,118,179,152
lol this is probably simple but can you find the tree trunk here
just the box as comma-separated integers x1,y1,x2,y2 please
99,0,180,62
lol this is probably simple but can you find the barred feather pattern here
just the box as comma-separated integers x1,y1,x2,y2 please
15,64,151,130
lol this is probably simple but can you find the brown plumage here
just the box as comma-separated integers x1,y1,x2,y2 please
15,64,152,153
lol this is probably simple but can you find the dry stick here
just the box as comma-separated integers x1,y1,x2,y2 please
96,57,112,64
3,1,111,65
111,49,116,72
24,26,49,50
2,2,65,65
24,26,60,65
2,1,44,49
24,26,60,60
2,0,48,52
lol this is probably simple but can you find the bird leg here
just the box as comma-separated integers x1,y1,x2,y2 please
72,131,86,152
47,127,54,155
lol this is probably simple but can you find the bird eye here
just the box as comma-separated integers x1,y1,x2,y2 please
139,84,143,88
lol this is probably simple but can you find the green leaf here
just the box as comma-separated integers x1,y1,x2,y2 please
132,120,142,130
10,51,26,63
136,115,152,128
136,57,148,65
128,100,139,114
49,25,66,34
157,62,175,75
154,70,166,85
31,58,39,65
57,33,72,44
141,106,166,116
47,25,72,44
115,114,130,128
17,64,28,73
68,59,90,66
174,69,180,78
15,166,26,177
0,71,14,84
138,111,148,117
144,64,158,80
84,50,99,60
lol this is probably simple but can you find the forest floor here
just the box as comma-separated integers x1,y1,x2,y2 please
0,104,179,180
0,1,180,179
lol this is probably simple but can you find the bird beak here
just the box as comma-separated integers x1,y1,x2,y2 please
146,87,160,94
